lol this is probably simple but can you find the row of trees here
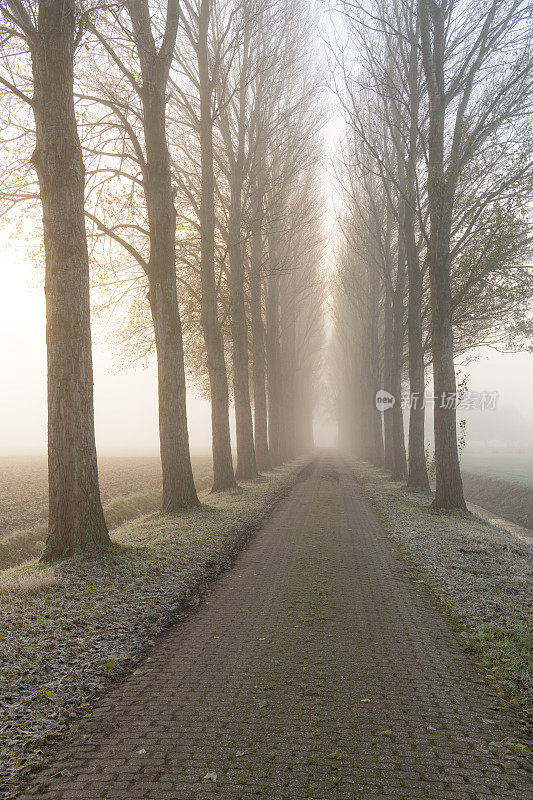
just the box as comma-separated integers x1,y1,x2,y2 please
0,0,324,558
333,0,533,508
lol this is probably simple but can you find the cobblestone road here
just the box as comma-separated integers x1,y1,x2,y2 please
18,456,532,799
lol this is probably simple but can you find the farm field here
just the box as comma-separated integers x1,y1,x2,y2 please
461,450,533,489
463,472,533,531
0,454,213,539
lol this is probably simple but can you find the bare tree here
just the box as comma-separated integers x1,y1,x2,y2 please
213,4,258,479
249,141,271,469
84,0,199,511
0,0,111,559
335,0,532,499
419,0,533,508
172,0,237,490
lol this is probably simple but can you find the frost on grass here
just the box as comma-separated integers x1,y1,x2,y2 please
0,463,304,796
0,567,57,595
356,461,532,724
0,456,215,572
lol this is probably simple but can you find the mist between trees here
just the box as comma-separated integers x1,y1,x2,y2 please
331,0,533,508
0,0,531,560
0,0,325,559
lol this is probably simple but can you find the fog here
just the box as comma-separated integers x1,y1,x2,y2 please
0,230,215,456
0,0,531,544
1,231,531,458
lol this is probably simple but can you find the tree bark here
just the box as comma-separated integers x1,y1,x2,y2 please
250,168,270,471
250,244,270,471
280,309,297,461
228,182,258,480
217,14,257,482
429,234,466,509
128,0,198,510
382,292,395,472
359,343,374,461
390,203,408,481
369,268,384,467
29,0,110,560
197,0,236,491
369,280,385,467
419,0,466,509
148,274,198,511
406,251,430,490
265,233,283,465
404,20,430,491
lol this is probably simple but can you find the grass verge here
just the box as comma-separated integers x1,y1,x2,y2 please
0,460,309,799
354,461,532,736
0,480,217,573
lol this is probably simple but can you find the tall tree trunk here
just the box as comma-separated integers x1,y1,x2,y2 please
420,0,466,510
131,0,199,510
198,0,236,491
143,129,198,511
228,184,257,480
404,10,430,491
250,175,270,471
362,312,384,467
383,293,395,472
148,273,198,511
359,313,376,463
265,241,283,465
370,278,384,467
280,313,297,461
30,0,110,560
390,205,408,481
406,253,430,489
359,349,374,461
429,234,466,509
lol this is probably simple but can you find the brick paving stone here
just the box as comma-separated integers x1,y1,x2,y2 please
15,456,532,799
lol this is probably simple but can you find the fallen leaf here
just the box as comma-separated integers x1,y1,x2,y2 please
204,771,217,781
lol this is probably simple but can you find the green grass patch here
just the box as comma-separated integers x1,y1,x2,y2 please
471,625,533,709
